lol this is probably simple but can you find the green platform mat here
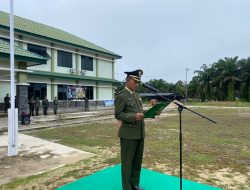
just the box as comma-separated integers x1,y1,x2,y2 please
57,165,222,190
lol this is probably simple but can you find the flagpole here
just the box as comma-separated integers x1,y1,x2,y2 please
8,0,18,156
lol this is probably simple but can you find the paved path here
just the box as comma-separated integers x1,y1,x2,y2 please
0,133,94,185
0,117,7,130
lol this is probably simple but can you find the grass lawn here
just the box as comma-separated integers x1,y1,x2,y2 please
1,107,250,190
186,101,250,107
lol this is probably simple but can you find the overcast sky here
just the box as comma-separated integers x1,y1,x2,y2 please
1,0,250,83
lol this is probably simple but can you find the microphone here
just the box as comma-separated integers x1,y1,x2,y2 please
141,83,160,92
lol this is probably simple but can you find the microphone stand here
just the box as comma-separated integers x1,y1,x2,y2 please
144,89,216,190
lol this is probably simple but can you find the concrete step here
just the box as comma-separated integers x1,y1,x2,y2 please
30,110,114,123
19,115,115,131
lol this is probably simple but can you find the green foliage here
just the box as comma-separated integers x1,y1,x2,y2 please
189,56,250,101
227,81,234,101
117,56,250,102
136,79,186,98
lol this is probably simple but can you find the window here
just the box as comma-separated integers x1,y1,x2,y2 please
81,55,93,71
27,43,48,58
28,83,47,100
58,85,68,100
58,50,72,68
82,86,94,100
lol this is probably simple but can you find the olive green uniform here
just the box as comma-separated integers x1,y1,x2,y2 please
42,98,49,115
53,99,58,114
34,99,40,116
115,87,145,190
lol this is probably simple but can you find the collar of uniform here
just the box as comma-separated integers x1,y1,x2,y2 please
125,86,135,95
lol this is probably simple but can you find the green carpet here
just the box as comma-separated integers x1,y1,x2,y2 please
57,165,223,190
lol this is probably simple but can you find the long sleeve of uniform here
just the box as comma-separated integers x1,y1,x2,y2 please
115,95,135,123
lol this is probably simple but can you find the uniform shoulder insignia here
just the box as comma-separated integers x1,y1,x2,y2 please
115,89,125,96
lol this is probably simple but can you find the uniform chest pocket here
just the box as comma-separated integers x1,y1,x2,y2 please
126,99,136,107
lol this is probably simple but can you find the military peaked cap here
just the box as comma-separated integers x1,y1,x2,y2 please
124,69,143,82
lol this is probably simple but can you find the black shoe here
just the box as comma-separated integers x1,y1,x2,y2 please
132,185,144,190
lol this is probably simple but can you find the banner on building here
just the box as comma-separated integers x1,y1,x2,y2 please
76,88,86,99
67,86,86,99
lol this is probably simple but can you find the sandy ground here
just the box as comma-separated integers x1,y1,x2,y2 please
0,133,94,186
198,168,250,190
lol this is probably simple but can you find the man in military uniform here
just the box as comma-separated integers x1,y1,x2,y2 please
84,96,89,111
28,96,35,116
35,97,40,116
4,94,10,113
53,96,58,115
114,69,145,190
42,96,49,115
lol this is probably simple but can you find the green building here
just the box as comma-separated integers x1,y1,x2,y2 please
0,11,121,113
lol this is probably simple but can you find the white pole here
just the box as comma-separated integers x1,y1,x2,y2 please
185,68,188,102
8,0,18,156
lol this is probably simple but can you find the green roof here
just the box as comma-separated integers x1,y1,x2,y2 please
29,70,120,84
0,11,121,59
0,39,48,65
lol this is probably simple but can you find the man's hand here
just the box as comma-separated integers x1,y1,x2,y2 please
150,99,158,106
135,112,144,121
117,120,122,127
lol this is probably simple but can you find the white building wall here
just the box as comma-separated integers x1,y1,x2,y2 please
22,43,27,49
98,59,113,79
78,80,96,87
28,76,51,84
54,78,76,86
53,84,58,99
93,86,97,100
46,84,52,101
98,82,113,100
0,81,10,102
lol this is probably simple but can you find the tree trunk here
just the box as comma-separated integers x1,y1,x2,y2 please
248,81,250,102
227,81,235,101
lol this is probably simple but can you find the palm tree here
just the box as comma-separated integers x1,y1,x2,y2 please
147,79,169,92
175,80,186,98
194,64,214,101
237,58,250,101
188,76,199,100
212,57,239,101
